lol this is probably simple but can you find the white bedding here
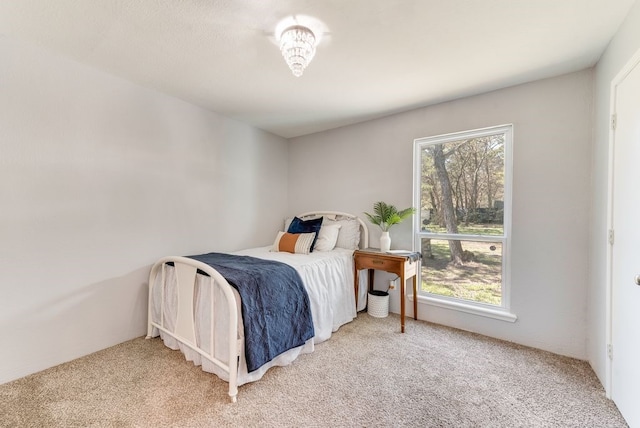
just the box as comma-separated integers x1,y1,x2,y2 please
152,246,368,386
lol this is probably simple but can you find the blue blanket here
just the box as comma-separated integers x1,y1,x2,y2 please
187,252,315,372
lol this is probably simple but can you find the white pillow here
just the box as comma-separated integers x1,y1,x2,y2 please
326,218,361,250
313,224,342,252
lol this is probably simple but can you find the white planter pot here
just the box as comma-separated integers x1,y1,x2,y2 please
380,231,391,252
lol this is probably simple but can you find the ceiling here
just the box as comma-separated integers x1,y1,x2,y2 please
0,0,635,138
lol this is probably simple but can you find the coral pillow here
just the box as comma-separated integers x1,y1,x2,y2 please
272,232,316,254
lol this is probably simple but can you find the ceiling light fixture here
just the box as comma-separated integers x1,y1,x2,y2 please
279,25,317,77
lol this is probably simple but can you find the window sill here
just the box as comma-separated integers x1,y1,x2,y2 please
409,294,518,323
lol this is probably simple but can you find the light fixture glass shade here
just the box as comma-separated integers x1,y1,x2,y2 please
279,25,316,77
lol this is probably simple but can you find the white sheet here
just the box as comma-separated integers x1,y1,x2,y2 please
152,247,369,386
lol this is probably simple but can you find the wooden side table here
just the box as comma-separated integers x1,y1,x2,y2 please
353,248,421,333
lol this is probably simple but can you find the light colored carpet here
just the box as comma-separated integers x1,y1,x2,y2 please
0,314,628,427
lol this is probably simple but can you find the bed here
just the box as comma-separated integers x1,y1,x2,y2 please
146,211,369,402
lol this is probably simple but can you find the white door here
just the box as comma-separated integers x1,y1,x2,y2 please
611,56,640,427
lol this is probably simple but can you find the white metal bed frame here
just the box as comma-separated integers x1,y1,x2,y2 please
146,211,368,403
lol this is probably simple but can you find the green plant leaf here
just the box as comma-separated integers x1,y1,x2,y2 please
364,201,415,231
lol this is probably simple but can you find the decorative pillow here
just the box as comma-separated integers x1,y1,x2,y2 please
284,215,336,231
327,218,361,250
272,232,316,254
313,224,342,252
287,216,323,251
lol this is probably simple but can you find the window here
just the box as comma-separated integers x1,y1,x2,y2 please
413,125,514,321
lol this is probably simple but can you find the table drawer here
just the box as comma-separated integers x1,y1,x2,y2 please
356,256,402,272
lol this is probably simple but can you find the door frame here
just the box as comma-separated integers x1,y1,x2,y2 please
605,46,640,398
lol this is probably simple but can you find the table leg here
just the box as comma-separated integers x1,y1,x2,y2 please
354,264,359,309
412,273,418,320
400,272,405,333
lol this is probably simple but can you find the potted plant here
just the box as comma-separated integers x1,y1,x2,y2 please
364,201,415,252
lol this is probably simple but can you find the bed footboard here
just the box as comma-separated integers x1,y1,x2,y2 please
146,256,240,403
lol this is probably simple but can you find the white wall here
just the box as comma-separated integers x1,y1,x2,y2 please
0,37,289,384
588,1,640,387
290,70,593,359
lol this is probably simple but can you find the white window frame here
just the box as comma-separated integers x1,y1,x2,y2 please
412,124,516,322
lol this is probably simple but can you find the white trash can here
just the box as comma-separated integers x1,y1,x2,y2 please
367,290,389,318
